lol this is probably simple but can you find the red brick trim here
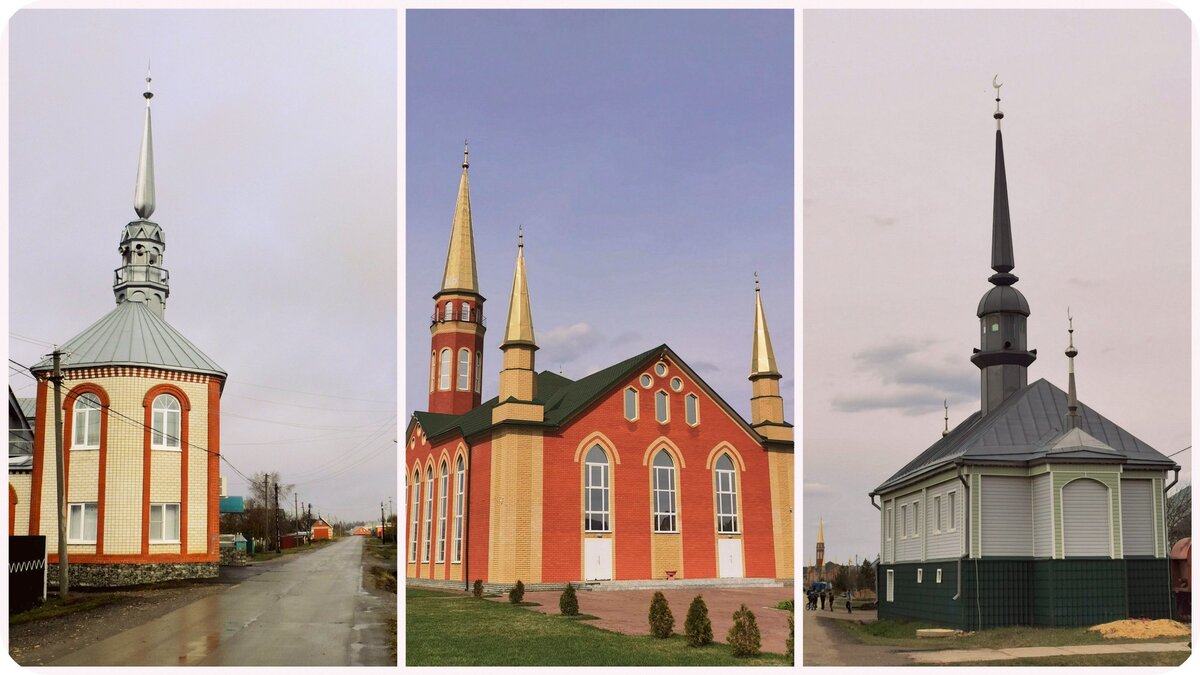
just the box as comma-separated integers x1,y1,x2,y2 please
63,383,110,553
208,380,221,556
29,379,48,535
142,383,191,554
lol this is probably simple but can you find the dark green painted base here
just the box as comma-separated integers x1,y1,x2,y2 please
880,558,1172,630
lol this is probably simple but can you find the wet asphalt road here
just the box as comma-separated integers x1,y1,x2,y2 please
50,537,393,666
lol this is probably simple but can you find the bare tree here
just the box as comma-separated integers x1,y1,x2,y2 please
1166,483,1190,546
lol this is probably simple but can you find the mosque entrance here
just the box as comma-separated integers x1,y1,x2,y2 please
584,537,612,580
718,538,744,578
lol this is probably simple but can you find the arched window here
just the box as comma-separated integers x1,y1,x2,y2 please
430,352,437,393
439,349,451,391
453,457,465,562
72,393,102,449
461,302,471,322
409,471,420,562
445,301,453,321
714,455,738,533
655,391,669,423
624,387,638,421
436,462,449,563
457,349,471,391
151,394,181,449
685,394,699,426
422,467,434,562
584,446,610,532
652,450,677,532
475,351,483,393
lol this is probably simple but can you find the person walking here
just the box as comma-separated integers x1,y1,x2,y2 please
845,590,853,614
819,590,825,610
827,589,834,612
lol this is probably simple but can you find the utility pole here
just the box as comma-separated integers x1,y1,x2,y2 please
307,503,312,532
262,475,270,551
274,483,280,552
380,501,386,541
50,349,69,600
294,492,299,536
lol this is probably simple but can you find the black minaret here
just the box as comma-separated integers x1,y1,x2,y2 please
970,78,1036,414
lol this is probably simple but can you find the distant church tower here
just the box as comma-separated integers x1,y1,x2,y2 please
429,144,487,415
815,517,825,580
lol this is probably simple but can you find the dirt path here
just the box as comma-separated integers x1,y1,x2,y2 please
801,608,910,666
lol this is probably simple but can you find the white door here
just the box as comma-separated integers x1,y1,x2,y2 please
584,538,612,580
718,538,743,578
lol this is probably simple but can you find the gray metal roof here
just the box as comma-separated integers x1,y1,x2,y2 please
30,301,225,378
873,378,1176,494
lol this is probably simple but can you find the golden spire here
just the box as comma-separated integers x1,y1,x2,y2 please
440,141,479,293
502,226,536,347
817,517,824,544
750,273,780,376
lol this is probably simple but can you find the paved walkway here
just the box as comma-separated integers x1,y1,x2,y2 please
489,587,794,654
909,641,1191,664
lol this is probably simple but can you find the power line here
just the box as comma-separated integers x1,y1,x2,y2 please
222,391,393,414
226,379,392,405
1168,445,1190,458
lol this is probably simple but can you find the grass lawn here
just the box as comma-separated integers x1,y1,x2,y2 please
406,588,791,666
952,652,1190,667
842,619,1191,651
9,593,120,626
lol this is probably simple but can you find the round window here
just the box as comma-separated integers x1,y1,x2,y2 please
640,374,653,388
655,362,668,377
670,377,683,392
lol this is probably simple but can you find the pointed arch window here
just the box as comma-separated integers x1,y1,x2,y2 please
422,467,434,562
652,450,677,532
685,394,699,426
436,462,449,563
438,349,451,391
408,470,421,562
453,457,465,562
624,387,638,421
475,352,482,393
655,391,669,424
72,393,102,449
714,455,738,533
584,446,610,532
457,349,471,391
151,394,181,450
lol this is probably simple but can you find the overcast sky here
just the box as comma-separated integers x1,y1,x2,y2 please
804,9,1191,567
405,10,794,424
7,9,397,525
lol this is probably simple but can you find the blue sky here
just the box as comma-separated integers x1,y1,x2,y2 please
405,9,794,420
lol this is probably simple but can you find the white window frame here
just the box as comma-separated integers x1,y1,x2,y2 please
886,506,893,541
886,569,894,602
714,455,738,534
623,387,639,421
409,473,421,562
654,390,669,424
72,393,102,450
151,393,182,450
422,468,434,562
67,502,98,543
457,349,471,391
584,446,610,532
934,495,942,533
936,568,943,584
453,458,465,563
913,501,921,538
947,491,957,532
444,301,453,321
438,349,451,391
652,450,677,533
685,394,699,426
461,301,470,322
436,462,449,563
917,568,923,584
900,504,908,538
149,502,181,543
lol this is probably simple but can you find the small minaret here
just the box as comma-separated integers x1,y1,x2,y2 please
493,227,543,423
429,143,486,415
942,399,950,437
815,517,825,580
113,67,170,317
1064,310,1082,429
749,274,788,440
970,77,1037,414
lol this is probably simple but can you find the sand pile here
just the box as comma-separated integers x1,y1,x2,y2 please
1088,618,1191,639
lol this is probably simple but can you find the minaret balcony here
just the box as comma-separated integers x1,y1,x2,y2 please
429,311,485,328
114,265,169,286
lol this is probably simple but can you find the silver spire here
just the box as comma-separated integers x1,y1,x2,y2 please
1065,309,1082,429
134,65,156,220
942,399,949,437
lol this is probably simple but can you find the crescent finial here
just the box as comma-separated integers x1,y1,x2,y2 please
992,74,1002,90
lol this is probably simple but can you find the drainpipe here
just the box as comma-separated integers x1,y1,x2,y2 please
953,464,969,601
869,495,881,598
1165,467,1180,494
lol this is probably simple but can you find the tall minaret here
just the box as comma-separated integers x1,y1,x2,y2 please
815,517,825,580
429,143,486,415
1064,311,1082,429
113,68,170,317
749,275,789,440
493,227,543,423
970,78,1036,414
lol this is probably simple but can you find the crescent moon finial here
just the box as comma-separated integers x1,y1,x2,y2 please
992,74,1002,90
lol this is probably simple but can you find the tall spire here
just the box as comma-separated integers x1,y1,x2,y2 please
502,226,536,347
134,64,156,220
1064,309,1082,429
748,274,789,437
817,517,824,544
750,273,780,376
990,75,1015,284
942,399,950,437
440,141,479,293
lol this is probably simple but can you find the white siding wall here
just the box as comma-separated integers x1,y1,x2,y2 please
1063,478,1111,557
894,491,923,562
925,478,961,560
1120,479,1155,556
981,475,1032,556
1032,473,1052,557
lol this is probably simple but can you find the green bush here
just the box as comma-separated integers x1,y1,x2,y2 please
786,613,794,663
472,579,483,598
684,594,713,647
508,580,525,604
559,584,579,616
648,591,674,638
727,604,762,657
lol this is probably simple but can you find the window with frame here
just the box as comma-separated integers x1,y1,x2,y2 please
422,468,434,562
409,472,420,562
461,301,470,322
685,394,699,426
917,568,923,583
948,491,957,531
936,568,943,584
886,506,893,540
457,349,471,391
149,503,180,542
151,393,181,450
914,501,921,537
475,352,482,393
934,495,942,532
623,387,638,421
73,393,102,449
652,450,677,532
436,462,449,562
714,455,738,533
655,391,669,424
67,502,98,543
584,446,610,532
886,569,895,602
445,301,453,321
430,352,437,393
453,457,465,562
438,349,451,391
900,504,908,538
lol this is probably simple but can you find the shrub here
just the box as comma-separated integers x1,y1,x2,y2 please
684,594,713,647
786,613,794,663
648,591,674,638
727,604,762,657
558,584,579,615
472,579,483,598
509,580,525,604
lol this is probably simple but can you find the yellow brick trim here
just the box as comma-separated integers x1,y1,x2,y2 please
492,401,544,423
704,441,746,472
766,448,794,579
641,436,686,468
573,431,622,465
